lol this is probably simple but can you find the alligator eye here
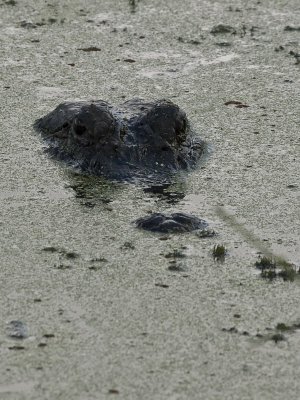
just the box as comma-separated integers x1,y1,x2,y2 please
74,124,86,136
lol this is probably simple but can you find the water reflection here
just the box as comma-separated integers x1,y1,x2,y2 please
143,182,186,205
65,172,120,208
64,169,187,208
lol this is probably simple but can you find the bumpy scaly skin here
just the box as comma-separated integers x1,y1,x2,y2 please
34,98,204,181
135,212,208,233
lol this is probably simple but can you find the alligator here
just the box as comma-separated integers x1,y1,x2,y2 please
34,98,209,233
34,98,205,183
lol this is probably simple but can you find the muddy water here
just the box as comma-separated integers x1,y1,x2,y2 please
0,0,299,399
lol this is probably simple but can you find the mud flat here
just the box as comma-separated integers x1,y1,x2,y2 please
0,0,299,399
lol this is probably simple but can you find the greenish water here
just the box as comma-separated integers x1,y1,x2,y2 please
0,0,299,399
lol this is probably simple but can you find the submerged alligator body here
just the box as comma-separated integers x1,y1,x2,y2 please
34,98,204,182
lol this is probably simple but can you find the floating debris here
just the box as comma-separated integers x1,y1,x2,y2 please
284,26,300,32
155,283,169,288
211,24,236,35
123,58,136,63
224,100,249,108
77,46,101,52
7,320,28,339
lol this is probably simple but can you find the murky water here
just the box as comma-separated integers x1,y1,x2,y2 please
0,0,299,399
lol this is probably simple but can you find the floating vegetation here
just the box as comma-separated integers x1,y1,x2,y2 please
129,0,139,13
121,241,135,250
276,322,300,332
212,244,227,260
255,256,297,282
255,256,276,269
64,251,80,259
4,0,17,5
277,262,298,281
276,323,290,332
54,263,72,270
222,319,300,344
164,248,187,272
168,262,185,272
89,257,108,263
261,268,277,280
215,207,299,282
255,256,277,280
164,249,186,259
256,321,300,343
42,246,80,262
271,333,286,343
